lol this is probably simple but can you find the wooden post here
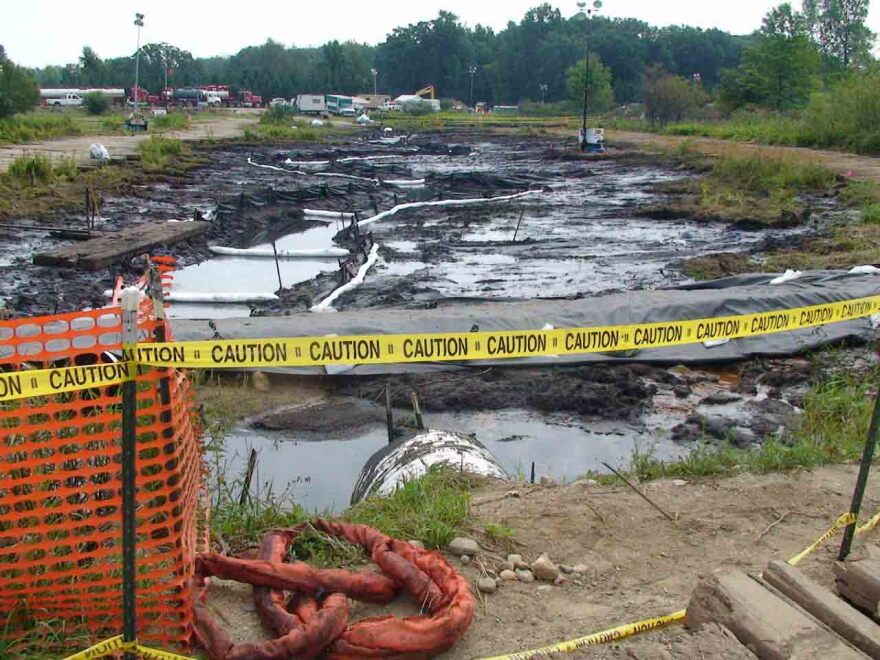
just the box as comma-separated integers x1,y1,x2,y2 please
239,449,258,505
411,392,425,430
385,385,394,444
120,287,140,660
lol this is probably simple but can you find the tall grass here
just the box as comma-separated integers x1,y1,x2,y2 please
4,154,79,186
0,113,82,143
151,112,190,131
138,136,183,171
346,467,477,548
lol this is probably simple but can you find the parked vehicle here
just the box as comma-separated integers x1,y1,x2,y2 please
326,94,355,116
41,88,125,107
269,98,288,108
294,94,326,115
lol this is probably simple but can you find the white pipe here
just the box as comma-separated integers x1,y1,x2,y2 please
102,289,277,303
384,178,426,187
358,190,542,227
247,157,378,184
311,243,380,312
284,158,330,167
338,155,398,163
303,209,356,219
209,246,348,259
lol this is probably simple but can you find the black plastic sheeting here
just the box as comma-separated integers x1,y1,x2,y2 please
171,270,880,375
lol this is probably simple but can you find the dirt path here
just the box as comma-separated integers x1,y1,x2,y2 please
0,111,258,172
608,129,880,183
205,464,880,658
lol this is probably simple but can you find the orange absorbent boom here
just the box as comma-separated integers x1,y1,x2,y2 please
192,520,475,659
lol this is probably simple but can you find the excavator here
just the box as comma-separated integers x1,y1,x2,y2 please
414,85,436,100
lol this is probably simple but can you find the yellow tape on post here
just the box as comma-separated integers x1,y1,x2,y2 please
479,609,687,660
134,643,196,660
788,512,857,566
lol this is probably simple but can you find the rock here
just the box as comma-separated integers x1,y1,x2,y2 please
515,560,530,570
500,569,517,581
448,537,480,556
672,479,688,487
461,555,471,565
516,569,535,583
531,555,559,582
507,554,523,565
673,385,691,399
408,540,424,549
505,490,521,498
537,584,553,592
539,476,555,486
574,478,598,487
702,392,742,405
554,575,567,586
560,564,573,574
498,560,515,573
485,568,497,579
477,577,497,594
572,564,589,574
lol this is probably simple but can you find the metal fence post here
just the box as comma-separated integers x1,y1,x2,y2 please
838,389,880,560
120,287,140,659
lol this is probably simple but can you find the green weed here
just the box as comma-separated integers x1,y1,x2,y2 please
482,521,516,541
0,113,81,143
137,136,184,171
346,467,477,548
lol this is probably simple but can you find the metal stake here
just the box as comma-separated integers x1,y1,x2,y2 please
512,210,525,242
385,385,394,444
271,240,283,291
839,390,880,560
120,287,140,660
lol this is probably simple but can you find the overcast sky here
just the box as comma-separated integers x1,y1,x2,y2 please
4,0,880,68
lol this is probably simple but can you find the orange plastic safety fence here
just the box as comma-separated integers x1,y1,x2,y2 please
0,290,204,651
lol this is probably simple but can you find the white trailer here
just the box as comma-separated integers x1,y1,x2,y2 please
294,94,326,115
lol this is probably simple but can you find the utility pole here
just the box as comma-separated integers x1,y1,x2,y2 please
577,1,601,150
469,65,477,110
133,13,144,112
539,83,548,103
371,68,378,95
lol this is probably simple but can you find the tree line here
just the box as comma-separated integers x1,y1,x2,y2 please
7,0,876,118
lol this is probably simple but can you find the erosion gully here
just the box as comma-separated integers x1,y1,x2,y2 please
0,131,855,511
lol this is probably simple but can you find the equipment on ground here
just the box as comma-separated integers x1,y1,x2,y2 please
415,85,436,100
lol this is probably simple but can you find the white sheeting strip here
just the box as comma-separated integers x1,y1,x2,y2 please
358,190,542,227
384,178,426,187
338,155,399,163
311,243,380,313
209,246,348,259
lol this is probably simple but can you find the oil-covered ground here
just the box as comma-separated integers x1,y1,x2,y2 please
0,130,860,508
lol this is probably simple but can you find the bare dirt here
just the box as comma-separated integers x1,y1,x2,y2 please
0,110,258,172
199,464,880,659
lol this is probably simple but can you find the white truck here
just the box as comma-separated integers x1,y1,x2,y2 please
294,94,326,115
39,90,84,107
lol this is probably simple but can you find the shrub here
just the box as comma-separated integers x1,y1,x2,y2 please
138,136,183,170
402,100,433,116
0,113,80,143
643,66,707,125
5,154,55,185
81,92,110,115
0,52,38,119
261,104,295,125
151,112,189,131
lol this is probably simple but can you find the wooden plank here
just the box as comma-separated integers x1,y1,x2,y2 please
687,569,867,659
836,557,880,619
764,560,880,659
34,221,208,270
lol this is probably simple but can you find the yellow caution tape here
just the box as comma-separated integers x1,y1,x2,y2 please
0,362,133,403
62,637,195,660
1,294,877,403
787,512,858,566
130,295,880,370
479,609,687,660
61,635,124,660
857,509,880,535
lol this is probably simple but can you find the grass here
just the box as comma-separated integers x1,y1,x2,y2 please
652,146,839,227
0,607,94,660
3,154,80,187
137,136,184,171
0,113,82,143
346,467,478,549
586,365,876,484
